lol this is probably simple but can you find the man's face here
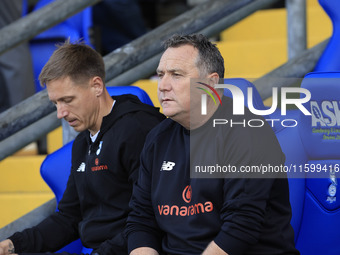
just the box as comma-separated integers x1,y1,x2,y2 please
47,76,99,133
157,45,200,127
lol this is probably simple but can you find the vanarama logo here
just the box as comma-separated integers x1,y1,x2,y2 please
182,185,192,203
91,157,108,172
157,185,214,216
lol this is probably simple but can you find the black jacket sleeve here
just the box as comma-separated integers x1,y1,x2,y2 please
125,134,163,254
9,171,81,253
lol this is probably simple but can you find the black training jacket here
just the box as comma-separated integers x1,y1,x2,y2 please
126,96,300,255
9,94,165,255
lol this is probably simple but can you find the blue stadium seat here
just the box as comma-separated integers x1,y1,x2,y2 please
224,76,340,254
223,78,286,132
314,0,340,71
276,72,340,255
30,0,93,92
40,86,154,253
223,78,266,110
22,0,28,16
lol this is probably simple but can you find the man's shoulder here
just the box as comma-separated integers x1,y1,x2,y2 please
145,118,177,143
70,131,89,157
100,95,165,135
109,101,165,133
73,130,88,144
149,117,175,132
112,94,165,121
113,94,157,113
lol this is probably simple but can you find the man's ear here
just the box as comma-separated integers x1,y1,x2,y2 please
207,72,223,97
92,76,104,97
207,72,220,86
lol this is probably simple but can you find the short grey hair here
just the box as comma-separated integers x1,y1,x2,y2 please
163,34,225,78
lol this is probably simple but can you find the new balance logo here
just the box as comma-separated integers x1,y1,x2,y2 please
77,162,86,172
161,161,175,171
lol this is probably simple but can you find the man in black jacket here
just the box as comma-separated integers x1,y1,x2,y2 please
0,41,165,255
126,34,299,255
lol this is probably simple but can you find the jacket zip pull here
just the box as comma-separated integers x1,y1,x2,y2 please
88,144,92,155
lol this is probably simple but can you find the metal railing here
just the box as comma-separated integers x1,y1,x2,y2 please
0,0,286,160
0,200,56,241
286,0,307,59
0,0,101,55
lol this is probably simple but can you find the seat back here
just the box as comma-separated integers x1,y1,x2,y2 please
30,0,93,92
32,0,92,43
223,78,266,110
276,72,340,255
314,0,340,71
22,0,28,16
40,86,154,253
223,78,285,132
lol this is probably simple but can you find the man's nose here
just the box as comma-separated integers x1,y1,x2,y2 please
56,103,68,119
158,74,171,92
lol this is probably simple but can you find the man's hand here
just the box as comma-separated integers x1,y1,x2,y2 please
0,239,16,255
202,241,228,255
130,247,159,255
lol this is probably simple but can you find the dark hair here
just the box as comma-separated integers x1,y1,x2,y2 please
163,34,225,78
39,40,105,87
